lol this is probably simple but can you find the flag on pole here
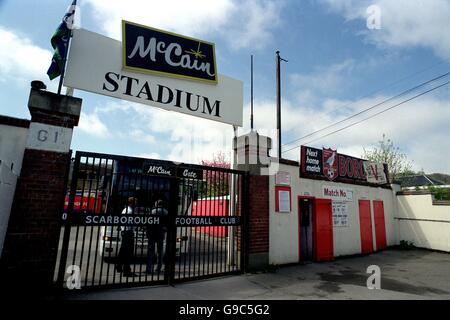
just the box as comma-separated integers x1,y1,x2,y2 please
47,0,78,80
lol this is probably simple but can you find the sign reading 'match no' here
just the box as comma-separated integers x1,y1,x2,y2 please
64,28,242,126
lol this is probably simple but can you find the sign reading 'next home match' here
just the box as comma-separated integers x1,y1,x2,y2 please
300,145,389,185
123,21,217,84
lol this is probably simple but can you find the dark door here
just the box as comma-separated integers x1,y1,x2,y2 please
298,198,314,262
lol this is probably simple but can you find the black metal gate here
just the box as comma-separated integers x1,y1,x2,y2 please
54,151,248,290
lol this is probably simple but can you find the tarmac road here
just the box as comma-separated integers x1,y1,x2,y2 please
63,248,450,300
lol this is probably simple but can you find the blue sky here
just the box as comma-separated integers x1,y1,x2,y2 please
1,0,450,174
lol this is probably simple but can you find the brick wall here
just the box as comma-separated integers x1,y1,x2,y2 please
247,175,269,254
0,88,80,294
0,149,70,289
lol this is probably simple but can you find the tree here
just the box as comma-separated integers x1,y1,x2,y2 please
200,151,231,197
362,134,413,183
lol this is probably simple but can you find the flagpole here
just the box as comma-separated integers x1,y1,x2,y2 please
57,0,77,95
57,42,69,95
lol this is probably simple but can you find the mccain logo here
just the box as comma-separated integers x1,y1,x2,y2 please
123,20,217,84
144,164,173,177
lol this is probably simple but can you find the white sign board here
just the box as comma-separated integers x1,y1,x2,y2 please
26,123,72,153
332,201,349,227
323,186,353,202
275,171,291,186
278,190,291,213
64,29,243,126
364,161,388,184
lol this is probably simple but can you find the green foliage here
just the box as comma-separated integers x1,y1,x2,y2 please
399,240,415,250
199,151,231,198
428,173,450,184
362,134,413,183
428,186,450,201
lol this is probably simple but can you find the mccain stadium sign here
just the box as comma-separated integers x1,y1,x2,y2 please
123,20,217,84
300,145,389,185
64,28,243,126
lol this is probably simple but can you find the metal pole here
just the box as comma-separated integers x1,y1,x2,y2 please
251,55,254,131
227,125,238,266
276,51,281,158
57,0,77,95
276,51,287,159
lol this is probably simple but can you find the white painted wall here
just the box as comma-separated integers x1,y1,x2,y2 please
0,162,18,258
0,123,29,257
0,124,28,174
397,194,450,252
269,162,398,265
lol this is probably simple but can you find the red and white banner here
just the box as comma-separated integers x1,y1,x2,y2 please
363,161,388,184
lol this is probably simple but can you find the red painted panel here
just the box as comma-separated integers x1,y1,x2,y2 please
314,198,334,262
358,200,373,254
373,200,387,251
192,199,229,237
64,192,102,214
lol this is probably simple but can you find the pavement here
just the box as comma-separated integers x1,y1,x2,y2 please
63,248,450,300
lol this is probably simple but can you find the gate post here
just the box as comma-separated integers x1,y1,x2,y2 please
234,131,272,271
0,82,81,295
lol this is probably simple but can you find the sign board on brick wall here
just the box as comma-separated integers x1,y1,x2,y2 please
26,123,72,153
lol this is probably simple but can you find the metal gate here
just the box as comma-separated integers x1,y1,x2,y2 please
54,151,248,290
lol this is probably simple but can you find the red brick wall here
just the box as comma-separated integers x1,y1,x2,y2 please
248,175,269,254
0,97,78,291
0,149,70,288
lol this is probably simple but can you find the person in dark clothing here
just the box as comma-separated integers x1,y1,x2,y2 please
117,197,138,277
146,199,168,274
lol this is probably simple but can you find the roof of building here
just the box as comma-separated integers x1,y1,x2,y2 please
396,174,445,188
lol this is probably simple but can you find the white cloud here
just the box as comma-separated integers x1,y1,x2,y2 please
83,0,283,50
129,129,156,145
290,59,357,108
0,26,53,87
291,59,356,95
276,92,450,174
94,100,234,165
220,0,283,50
136,152,161,160
77,111,110,138
321,0,450,59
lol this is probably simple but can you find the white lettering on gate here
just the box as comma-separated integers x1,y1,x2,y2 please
128,36,215,77
183,169,197,179
147,165,171,176
176,217,213,225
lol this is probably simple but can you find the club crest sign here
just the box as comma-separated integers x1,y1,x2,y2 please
300,145,390,186
323,148,338,181
123,20,217,84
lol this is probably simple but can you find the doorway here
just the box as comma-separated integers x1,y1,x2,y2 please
299,198,314,262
